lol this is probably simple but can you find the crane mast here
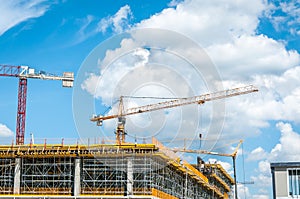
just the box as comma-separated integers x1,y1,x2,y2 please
91,85,258,145
0,65,74,145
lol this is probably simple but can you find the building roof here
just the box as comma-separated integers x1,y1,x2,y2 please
270,162,300,168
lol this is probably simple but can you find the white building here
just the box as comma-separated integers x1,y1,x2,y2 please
271,162,300,199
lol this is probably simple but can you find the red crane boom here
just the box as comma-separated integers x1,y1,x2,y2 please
0,65,74,145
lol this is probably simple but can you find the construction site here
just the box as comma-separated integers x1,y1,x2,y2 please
0,65,258,198
0,138,234,199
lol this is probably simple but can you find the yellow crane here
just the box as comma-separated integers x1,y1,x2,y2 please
170,140,243,199
171,139,242,157
91,85,258,145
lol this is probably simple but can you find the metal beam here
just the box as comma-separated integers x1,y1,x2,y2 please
16,79,27,145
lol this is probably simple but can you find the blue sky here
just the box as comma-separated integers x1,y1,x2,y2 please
1,0,300,198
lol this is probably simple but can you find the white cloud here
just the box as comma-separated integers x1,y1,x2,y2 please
218,65,300,139
71,5,133,44
251,195,269,199
247,147,268,161
137,0,268,47
81,43,204,140
250,160,272,188
206,35,300,79
258,160,270,174
251,173,271,188
134,0,300,141
72,15,97,45
0,0,50,36
237,184,251,199
81,73,99,98
81,47,154,103
269,122,300,161
250,122,300,193
267,0,300,35
98,5,132,33
0,124,14,137
81,0,300,149
168,0,183,7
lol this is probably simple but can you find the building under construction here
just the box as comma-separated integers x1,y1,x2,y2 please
0,138,233,199
0,65,257,199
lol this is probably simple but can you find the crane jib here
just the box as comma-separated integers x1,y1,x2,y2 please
91,85,258,122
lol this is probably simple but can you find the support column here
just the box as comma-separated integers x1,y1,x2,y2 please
233,156,238,199
14,158,21,194
73,158,81,196
16,78,27,145
127,158,133,196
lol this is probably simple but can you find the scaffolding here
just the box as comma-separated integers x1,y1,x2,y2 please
80,153,218,198
21,157,73,195
0,141,233,199
0,158,14,194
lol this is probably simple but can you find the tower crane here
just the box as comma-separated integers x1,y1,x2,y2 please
170,140,247,199
0,64,74,145
91,85,258,145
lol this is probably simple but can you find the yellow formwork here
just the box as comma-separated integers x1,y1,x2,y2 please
211,173,231,192
183,160,209,183
152,153,227,199
152,188,178,199
81,187,125,195
206,164,235,185
20,187,71,195
0,143,158,158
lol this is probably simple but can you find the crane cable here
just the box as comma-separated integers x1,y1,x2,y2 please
122,95,191,100
102,96,183,116
99,99,120,115
166,139,242,153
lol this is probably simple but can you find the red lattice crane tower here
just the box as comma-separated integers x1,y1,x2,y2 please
0,65,74,145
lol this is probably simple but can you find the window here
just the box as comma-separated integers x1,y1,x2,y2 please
288,169,300,197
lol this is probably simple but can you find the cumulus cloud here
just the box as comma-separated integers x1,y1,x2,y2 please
249,122,300,193
217,64,300,140
80,2,300,197
269,122,300,161
207,35,300,79
81,0,300,150
266,0,300,35
251,172,271,187
237,184,251,199
98,5,132,33
0,124,14,137
250,194,269,199
81,47,154,103
247,147,268,161
0,0,50,36
248,164,271,199
80,41,206,141
258,160,271,174
71,5,133,44
137,0,268,47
